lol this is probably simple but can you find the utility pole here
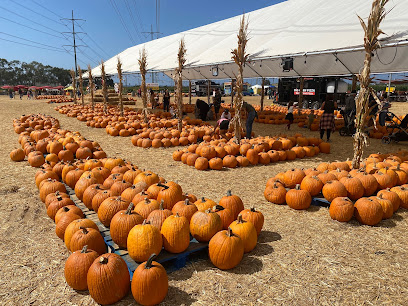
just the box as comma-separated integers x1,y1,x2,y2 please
62,11,85,81
142,25,161,83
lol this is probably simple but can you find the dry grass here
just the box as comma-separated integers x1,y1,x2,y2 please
1,95,408,305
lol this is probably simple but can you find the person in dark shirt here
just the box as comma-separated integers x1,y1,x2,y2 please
242,101,258,139
163,88,170,112
213,88,222,120
345,91,357,114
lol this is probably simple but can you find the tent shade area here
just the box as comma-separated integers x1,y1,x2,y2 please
87,0,408,80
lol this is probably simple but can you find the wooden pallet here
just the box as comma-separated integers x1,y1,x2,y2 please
65,185,208,278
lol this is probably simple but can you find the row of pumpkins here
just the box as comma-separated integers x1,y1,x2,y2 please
47,97,74,104
10,113,265,305
264,152,408,226
172,134,330,170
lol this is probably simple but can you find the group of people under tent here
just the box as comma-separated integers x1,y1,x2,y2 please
284,92,392,142
195,87,258,140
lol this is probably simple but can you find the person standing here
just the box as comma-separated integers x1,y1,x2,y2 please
9,88,13,99
213,88,222,120
243,101,258,139
285,101,295,130
163,88,170,112
18,88,23,100
319,99,337,141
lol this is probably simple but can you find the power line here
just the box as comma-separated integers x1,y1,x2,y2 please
76,24,110,58
109,0,136,44
77,48,99,66
30,0,64,20
0,5,67,38
0,37,66,53
0,32,66,51
132,0,147,38
10,1,66,27
0,16,66,40
76,37,105,62
124,0,143,41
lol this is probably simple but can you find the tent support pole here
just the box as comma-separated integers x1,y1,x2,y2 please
298,77,304,108
351,74,357,92
333,53,354,74
261,78,265,111
189,80,192,104
231,79,235,106
207,80,211,104
387,73,392,98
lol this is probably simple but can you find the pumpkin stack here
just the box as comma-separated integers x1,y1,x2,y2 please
264,151,408,226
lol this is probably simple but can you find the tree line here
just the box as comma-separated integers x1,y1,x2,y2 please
0,58,71,86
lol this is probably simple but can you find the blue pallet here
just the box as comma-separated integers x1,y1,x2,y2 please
65,185,208,278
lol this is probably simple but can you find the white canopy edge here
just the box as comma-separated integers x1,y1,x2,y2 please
86,0,408,80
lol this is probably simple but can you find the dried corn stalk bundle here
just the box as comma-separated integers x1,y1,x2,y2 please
88,64,95,110
117,58,124,116
70,69,77,104
352,0,390,169
101,60,108,114
229,14,249,143
78,66,84,106
175,38,186,131
138,48,149,123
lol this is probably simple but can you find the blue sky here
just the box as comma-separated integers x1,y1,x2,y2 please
0,0,284,70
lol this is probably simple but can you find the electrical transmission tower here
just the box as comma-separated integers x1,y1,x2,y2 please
61,10,85,79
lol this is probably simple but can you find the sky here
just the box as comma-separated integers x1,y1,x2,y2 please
0,0,284,69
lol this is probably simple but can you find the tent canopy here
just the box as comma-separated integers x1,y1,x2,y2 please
88,0,408,80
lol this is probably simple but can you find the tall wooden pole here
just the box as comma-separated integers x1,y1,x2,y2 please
78,66,84,106
88,65,94,110
175,39,186,132
188,80,192,104
351,74,357,92
298,77,304,107
70,69,76,104
101,60,107,114
207,79,211,104
117,58,124,117
138,48,148,122
260,77,265,111
231,79,235,106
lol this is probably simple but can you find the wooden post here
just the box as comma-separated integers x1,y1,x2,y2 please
351,74,357,92
207,79,211,104
189,80,192,104
298,77,304,107
260,78,265,111
231,79,235,106
78,66,84,106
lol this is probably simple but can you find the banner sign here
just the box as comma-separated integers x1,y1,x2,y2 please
294,89,315,96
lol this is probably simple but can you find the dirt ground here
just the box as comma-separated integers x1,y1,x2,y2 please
0,95,408,305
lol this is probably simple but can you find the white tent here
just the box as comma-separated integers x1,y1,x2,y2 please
89,0,408,80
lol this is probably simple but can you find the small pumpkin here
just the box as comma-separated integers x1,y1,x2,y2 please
300,175,323,196
354,197,383,226
161,213,190,253
212,205,234,230
70,227,106,255
370,196,393,219
390,186,408,209
189,209,222,242
135,198,160,219
229,215,257,253
264,183,286,204
171,198,198,222
110,203,144,248
322,181,347,203
339,175,365,201
127,220,163,262
208,227,244,270
64,218,99,250
286,184,312,210
377,188,400,212
131,254,168,306
218,190,244,219
97,196,129,227
64,245,99,291
194,197,217,212
239,207,264,236
87,254,130,305
329,197,354,222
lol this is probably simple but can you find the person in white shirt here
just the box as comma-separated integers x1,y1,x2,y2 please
221,109,231,120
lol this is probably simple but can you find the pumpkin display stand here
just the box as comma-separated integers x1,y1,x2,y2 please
65,184,209,278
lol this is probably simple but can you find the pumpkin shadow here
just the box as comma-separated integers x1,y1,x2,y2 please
73,289,89,296
165,286,197,306
251,243,274,257
258,231,282,243
378,218,397,228
169,259,212,281
229,255,263,275
307,205,324,212
391,212,404,221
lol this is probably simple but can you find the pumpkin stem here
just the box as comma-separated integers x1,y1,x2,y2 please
80,226,88,234
144,198,151,204
159,200,165,210
227,190,232,196
126,203,134,214
62,206,70,212
236,214,244,224
145,253,157,269
226,227,234,237
295,184,301,190
250,207,256,212
184,198,189,205
81,245,88,253
99,256,108,264
213,205,224,211
56,196,63,201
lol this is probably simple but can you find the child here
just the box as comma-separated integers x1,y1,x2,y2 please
169,105,176,119
285,101,295,130
307,110,315,129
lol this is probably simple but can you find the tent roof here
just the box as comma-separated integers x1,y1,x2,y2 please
88,0,408,80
